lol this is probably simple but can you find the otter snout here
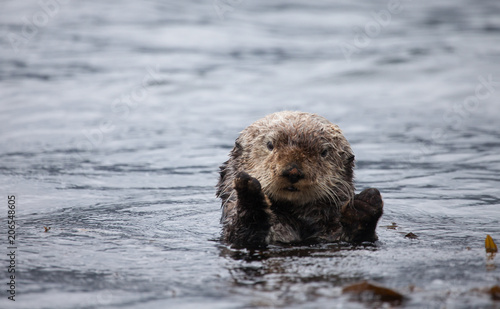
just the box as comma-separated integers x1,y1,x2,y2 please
281,164,305,184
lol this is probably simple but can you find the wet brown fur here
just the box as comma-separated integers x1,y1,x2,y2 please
216,111,383,248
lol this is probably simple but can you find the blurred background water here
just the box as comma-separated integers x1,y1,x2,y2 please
0,0,499,308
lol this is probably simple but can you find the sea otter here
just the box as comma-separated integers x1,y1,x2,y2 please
216,111,383,248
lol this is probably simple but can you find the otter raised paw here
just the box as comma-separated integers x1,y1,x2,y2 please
341,188,384,243
216,111,383,249
223,172,272,249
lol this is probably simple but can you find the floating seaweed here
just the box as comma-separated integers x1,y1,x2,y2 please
405,232,418,239
342,281,405,305
485,235,498,253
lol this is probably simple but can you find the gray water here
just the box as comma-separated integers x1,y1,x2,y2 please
1,0,500,308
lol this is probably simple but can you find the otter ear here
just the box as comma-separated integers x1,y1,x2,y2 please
346,154,355,164
344,153,355,183
230,138,243,159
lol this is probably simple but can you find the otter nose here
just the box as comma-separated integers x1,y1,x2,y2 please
282,164,304,184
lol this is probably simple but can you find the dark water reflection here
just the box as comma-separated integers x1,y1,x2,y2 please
1,0,500,308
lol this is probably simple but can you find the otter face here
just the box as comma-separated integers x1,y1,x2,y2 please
234,112,355,207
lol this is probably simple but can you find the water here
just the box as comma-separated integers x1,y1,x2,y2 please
1,0,499,308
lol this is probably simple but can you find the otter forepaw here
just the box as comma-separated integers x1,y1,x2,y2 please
229,172,271,248
341,188,383,242
234,172,262,196
353,188,383,219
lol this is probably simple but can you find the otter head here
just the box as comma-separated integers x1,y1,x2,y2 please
232,111,355,207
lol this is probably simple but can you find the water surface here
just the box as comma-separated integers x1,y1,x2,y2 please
1,0,499,308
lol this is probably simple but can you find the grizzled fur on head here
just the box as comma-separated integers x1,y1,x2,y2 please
217,111,355,213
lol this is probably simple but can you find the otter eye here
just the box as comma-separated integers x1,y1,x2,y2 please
267,141,274,151
321,149,328,158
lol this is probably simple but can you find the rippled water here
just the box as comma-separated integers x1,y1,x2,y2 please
1,0,499,308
